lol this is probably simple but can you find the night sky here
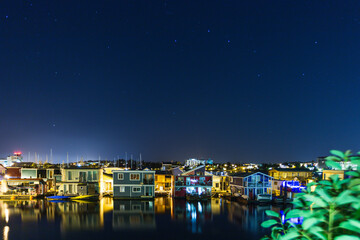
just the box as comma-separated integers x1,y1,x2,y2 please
1,1,360,163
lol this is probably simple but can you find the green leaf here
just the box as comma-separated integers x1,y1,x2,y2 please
326,160,342,170
261,219,278,228
330,150,345,158
279,229,300,240
345,150,352,156
315,188,332,203
350,159,360,166
334,235,360,240
286,209,302,219
318,180,332,186
305,194,328,208
309,226,327,240
265,210,280,218
303,218,321,230
335,190,359,206
346,171,360,177
339,220,360,232
326,156,341,161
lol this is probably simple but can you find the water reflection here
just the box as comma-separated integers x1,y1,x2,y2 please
227,202,279,233
172,199,212,233
113,200,155,230
0,198,279,240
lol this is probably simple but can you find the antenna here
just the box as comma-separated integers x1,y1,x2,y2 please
125,152,128,169
140,153,142,169
131,154,133,169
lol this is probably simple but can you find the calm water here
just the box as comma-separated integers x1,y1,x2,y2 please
0,198,281,240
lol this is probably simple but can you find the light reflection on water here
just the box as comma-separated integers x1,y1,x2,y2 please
0,198,283,240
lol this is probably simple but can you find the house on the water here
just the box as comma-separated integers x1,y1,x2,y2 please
56,167,101,196
229,172,273,200
173,165,213,199
112,170,155,199
268,168,312,183
155,170,174,196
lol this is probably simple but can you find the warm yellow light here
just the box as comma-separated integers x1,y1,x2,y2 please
4,209,9,223
3,226,9,240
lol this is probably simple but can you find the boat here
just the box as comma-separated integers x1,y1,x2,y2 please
70,194,99,200
46,196,72,200
48,199,69,203
71,199,96,204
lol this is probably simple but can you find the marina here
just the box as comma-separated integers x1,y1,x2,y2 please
0,197,283,240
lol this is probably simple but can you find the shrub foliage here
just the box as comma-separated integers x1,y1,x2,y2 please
261,150,360,240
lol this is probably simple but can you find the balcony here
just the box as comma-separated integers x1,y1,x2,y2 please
247,182,271,188
143,179,154,185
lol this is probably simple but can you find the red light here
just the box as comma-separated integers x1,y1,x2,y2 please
14,151,22,156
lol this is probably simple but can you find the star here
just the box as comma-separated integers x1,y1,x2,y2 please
207,29,211,33
227,40,230,43
5,16,8,19
314,41,318,44
174,39,177,43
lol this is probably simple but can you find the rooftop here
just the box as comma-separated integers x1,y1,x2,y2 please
272,168,312,172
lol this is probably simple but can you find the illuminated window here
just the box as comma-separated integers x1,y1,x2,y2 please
119,186,125,192
130,173,140,180
118,173,124,180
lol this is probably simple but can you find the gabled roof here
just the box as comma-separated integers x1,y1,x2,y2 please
230,171,272,178
181,165,205,176
155,170,173,175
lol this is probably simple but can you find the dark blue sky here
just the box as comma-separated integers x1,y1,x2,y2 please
1,0,360,163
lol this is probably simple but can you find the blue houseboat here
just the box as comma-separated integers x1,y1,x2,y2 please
113,170,155,199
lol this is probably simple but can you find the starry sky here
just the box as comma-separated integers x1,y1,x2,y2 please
1,0,360,163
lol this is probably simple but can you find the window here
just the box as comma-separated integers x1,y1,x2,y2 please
87,171,93,181
132,205,141,210
130,173,140,180
216,183,219,188
68,171,72,181
119,186,125,192
93,171,98,180
118,173,124,180
132,187,141,192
